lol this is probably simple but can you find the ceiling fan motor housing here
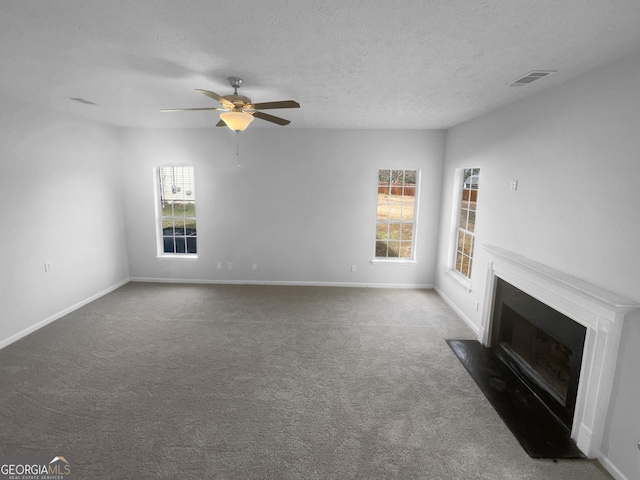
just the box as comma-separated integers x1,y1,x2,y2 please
224,94,252,109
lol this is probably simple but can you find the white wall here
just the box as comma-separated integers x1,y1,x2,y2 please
122,128,444,287
434,49,640,479
0,96,129,347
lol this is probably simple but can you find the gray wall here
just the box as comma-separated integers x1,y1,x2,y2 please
122,128,445,287
434,49,640,479
0,96,129,346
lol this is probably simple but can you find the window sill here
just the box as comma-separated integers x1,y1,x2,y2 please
371,259,417,266
156,254,198,260
445,268,472,292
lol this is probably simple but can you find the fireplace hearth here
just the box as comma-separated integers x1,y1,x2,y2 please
447,338,584,458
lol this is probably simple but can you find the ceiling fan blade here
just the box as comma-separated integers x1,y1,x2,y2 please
252,111,291,126
160,107,225,112
216,119,226,127
251,100,300,110
195,89,235,109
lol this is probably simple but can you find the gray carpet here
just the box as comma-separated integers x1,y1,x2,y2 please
0,283,612,479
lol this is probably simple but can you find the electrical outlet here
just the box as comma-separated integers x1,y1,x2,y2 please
227,262,232,270
252,264,258,271
216,263,222,270
351,265,357,273
44,263,52,272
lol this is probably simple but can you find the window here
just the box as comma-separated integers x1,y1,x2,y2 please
157,166,197,255
454,168,480,278
375,169,419,259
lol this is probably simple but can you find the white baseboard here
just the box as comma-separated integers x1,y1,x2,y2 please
433,285,480,337
600,455,630,480
129,277,433,289
0,278,130,351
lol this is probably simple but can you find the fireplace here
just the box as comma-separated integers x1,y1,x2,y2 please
480,245,639,458
491,278,586,429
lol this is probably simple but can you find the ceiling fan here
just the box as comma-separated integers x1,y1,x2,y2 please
161,76,300,131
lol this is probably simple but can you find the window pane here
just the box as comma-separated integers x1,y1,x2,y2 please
174,237,187,253
387,241,400,257
462,188,472,205
469,191,478,211
378,169,390,185
402,197,415,221
459,208,468,230
462,233,474,256
399,242,412,258
174,221,186,236
163,236,175,253
468,210,476,233
461,256,470,277
376,241,388,257
173,203,186,216
388,223,401,241
389,202,403,221
186,236,197,254
185,202,196,218
403,186,416,197
472,168,480,187
404,170,417,186
401,224,413,241
378,170,390,194
457,230,464,252
376,223,390,240
377,203,390,221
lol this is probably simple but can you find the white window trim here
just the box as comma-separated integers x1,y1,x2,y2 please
446,167,479,291
371,258,417,265
446,267,472,291
372,169,421,263
156,254,198,260
154,166,198,259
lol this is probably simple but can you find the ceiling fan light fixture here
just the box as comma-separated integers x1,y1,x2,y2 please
220,111,254,131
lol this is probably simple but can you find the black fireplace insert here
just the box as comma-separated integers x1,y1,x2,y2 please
491,278,587,428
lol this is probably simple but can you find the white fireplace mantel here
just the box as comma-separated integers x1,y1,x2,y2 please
481,245,639,458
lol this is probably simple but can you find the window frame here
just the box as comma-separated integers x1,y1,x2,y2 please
155,165,198,258
372,168,420,264
448,167,480,288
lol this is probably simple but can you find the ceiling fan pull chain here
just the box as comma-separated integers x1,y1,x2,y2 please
235,130,241,167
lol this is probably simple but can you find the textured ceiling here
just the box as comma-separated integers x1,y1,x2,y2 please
2,0,640,130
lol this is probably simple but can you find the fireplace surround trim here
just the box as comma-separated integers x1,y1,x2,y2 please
480,245,639,458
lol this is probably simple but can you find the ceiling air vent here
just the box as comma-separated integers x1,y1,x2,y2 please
508,70,556,87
